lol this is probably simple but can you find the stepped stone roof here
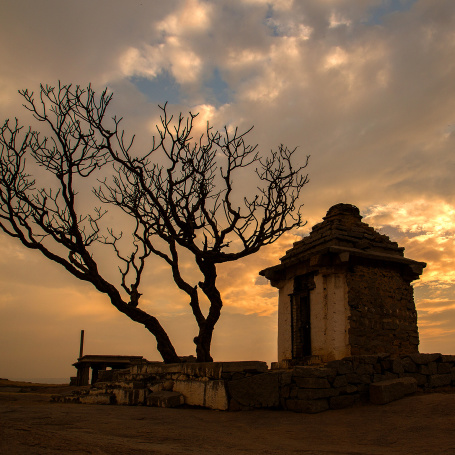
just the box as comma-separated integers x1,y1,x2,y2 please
282,203,404,262
260,203,426,281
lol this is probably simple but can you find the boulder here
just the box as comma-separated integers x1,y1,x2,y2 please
227,372,281,408
147,391,184,408
369,377,417,405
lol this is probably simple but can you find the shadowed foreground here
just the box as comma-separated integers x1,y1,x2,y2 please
1,384,455,454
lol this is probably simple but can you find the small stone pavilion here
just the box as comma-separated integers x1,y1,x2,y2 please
260,203,426,365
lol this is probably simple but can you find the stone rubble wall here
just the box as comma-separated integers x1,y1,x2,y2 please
54,354,455,413
346,264,419,356
279,352,455,413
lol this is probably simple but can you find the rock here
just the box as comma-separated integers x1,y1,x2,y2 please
147,391,184,408
297,388,338,400
332,375,348,388
227,372,280,408
437,363,452,374
427,374,452,388
409,353,441,365
369,377,417,405
401,357,417,373
205,380,229,410
293,366,336,379
80,394,113,405
293,377,331,389
113,389,146,405
173,379,206,407
173,379,228,410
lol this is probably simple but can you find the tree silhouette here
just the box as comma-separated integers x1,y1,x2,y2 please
0,83,309,362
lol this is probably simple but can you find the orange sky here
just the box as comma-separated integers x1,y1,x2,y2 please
1,0,455,379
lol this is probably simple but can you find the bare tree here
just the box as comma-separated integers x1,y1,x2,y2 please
0,82,309,362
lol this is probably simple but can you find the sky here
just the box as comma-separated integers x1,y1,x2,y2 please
1,0,455,380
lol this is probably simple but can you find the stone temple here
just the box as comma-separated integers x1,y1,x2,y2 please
260,203,426,366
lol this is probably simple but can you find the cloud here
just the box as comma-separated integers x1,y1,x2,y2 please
363,199,455,286
1,0,455,376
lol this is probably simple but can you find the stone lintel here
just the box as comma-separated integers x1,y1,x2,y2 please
73,354,144,367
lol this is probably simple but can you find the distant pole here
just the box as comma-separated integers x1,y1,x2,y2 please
79,330,85,358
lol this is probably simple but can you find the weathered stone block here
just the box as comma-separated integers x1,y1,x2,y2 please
381,358,393,370
173,379,206,407
441,355,455,363
293,377,331,389
355,363,374,375
280,385,291,398
280,371,293,386
420,363,438,375
427,374,452,388
147,391,184,408
346,373,371,384
346,384,358,394
437,363,452,374
293,366,336,379
361,355,381,365
144,363,184,375
392,359,404,375
332,375,348,388
297,388,338,400
401,357,417,373
79,394,113,405
227,372,280,408
402,372,426,386
205,380,229,410
182,363,222,379
409,353,441,364
221,361,268,374
328,359,353,374
113,389,146,405
369,377,417,405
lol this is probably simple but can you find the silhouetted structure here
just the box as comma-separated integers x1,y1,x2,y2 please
73,355,143,386
261,203,426,365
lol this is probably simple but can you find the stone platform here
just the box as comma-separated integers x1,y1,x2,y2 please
54,354,455,413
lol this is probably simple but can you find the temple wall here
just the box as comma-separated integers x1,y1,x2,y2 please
277,279,294,362
310,273,350,361
346,264,419,356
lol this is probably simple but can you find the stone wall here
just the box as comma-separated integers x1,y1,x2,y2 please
55,354,455,413
346,264,419,356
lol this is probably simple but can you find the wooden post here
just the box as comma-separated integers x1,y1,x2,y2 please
79,330,85,359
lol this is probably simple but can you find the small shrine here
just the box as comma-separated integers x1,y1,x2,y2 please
260,203,426,364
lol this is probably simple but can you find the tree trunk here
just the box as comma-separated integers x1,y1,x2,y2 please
121,303,181,363
93,276,181,363
194,326,214,362
196,261,223,362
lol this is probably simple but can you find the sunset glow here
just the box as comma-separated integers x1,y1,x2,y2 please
1,0,455,379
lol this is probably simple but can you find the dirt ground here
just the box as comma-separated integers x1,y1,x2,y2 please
1,381,455,455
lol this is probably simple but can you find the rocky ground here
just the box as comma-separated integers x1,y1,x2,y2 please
1,379,455,454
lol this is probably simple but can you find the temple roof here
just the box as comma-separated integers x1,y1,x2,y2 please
281,203,404,263
260,203,426,282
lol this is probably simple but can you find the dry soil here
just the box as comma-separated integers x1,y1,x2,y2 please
1,380,455,454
